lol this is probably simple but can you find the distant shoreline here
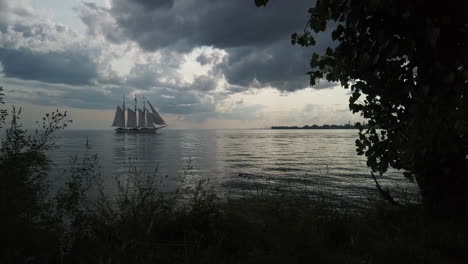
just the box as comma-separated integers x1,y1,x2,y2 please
271,125,359,130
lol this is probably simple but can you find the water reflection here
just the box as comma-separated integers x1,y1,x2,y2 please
50,129,416,199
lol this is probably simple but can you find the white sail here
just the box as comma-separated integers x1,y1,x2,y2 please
138,109,146,127
127,108,137,128
147,100,166,125
112,106,125,127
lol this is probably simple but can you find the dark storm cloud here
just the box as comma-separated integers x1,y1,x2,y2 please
92,0,312,51
79,0,336,92
129,0,174,10
217,41,311,92
0,48,98,86
215,28,336,92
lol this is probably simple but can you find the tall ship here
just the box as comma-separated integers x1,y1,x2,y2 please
112,96,167,133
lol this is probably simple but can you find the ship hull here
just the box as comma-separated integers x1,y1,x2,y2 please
115,127,160,133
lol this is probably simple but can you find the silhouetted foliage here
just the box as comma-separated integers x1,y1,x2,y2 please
254,0,269,8
258,0,468,212
0,86,7,128
0,92,72,262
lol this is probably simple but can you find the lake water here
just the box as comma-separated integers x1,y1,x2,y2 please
49,129,417,202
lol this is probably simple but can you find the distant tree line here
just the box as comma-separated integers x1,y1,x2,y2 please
271,122,374,129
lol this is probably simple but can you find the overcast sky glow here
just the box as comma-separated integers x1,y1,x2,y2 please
0,0,360,129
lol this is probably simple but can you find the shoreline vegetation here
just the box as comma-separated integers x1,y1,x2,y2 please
5,148,468,263
1,111,467,263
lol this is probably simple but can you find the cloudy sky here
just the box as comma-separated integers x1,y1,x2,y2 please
0,0,359,129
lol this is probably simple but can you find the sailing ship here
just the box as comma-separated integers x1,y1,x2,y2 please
112,95,167,133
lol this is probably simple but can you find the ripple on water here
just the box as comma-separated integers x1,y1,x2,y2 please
49,129,416,199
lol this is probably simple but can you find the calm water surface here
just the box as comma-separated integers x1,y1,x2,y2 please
49,129,416,199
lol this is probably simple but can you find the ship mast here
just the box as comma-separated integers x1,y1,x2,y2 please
122,95,126,128
134,94,137,113
143,96,146,128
